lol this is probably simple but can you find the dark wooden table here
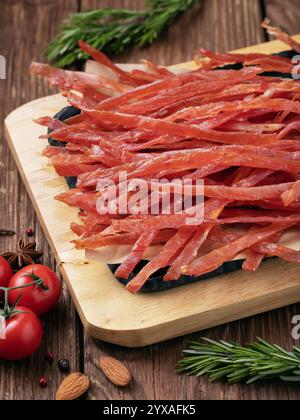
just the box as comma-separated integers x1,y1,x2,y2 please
1,0,300,400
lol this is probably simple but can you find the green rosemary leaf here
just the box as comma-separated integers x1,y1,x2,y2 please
280,375,300,382
257,367,297,376
46,0,198,67
293,346,300,355
210,366,244,382
269,353,300,364
246,375,264,384
178,338,300,384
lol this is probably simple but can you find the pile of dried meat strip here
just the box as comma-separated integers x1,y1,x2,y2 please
32,20,300,293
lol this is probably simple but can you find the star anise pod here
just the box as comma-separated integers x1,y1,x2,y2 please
1,238,43,269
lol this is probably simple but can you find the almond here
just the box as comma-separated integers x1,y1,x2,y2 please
56,372,90,400
99,356,132,387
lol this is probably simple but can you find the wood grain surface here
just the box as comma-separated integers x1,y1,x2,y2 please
265,0,300,35
1,0,300,400
0,0,81,401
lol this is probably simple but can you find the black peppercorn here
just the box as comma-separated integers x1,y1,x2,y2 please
58,358,70,373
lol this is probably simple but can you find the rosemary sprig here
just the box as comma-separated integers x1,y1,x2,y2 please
177,337,300,384
46,0,198,67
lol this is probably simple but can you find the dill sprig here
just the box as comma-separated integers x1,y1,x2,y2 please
46,0,198,68
177,337,300,384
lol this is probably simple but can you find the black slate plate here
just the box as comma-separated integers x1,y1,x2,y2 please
48,49,293,292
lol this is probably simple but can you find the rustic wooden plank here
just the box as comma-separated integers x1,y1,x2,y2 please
0,0,80,400
81,0,265,65
265,0,300,35
78,0,300,401
2,0,299,401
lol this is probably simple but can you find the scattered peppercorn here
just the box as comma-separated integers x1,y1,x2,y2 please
39,376,48,388
26,228,34,237
45,351,54,363
58,359,70,373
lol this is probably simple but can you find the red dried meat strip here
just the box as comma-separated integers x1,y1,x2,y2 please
129,69,161,83
65,143,92,154
35,116,65,130
70,222,87,237
70,221,105,238
111,171,268,234
262,19,300,53
43,146,76,157
118,70,262,116
243,231,291,271
94,67,259,111
79,211,120,228
281,181,300,206
221,121,284,133
199,48,295,74
207,228,283,272
163,226,210,281
168,97,300,122
208,212,300,225
112,202,300,234
55,189,99,213
242,250,265,272
77,148,300,188
49,130,109,145
53,163,105,177
114,230,159,279
149,181,297,201
182,223,294,276
252,242,300,263
74,229,174,249
78,40,140,86
32,32,300,290
50,153,108,165
74,232,139,248
126,227,196,293
245,57,293,74
141,59,173,77
183,164,228,180
199,48,267,65
83,109,277,146
30,63,127,96
278,121,300,139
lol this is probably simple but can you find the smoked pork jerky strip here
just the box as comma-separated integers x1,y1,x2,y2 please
77,148,300,188
31,26,300,291
182,223,295,277
126,226,196,293
262,19,300,53
114,230,159,279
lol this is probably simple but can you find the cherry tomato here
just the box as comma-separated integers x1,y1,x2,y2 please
0,256,13,299
0,306,42,360
8,264,61,316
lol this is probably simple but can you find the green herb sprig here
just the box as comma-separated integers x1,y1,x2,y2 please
178,338,300,384
46,0,198,68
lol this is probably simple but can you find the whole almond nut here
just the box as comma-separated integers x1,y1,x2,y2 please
99,356,132,387
56,372,90,400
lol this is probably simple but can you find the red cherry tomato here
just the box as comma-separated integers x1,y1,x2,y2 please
0,306,42,360
0,256,13,299
8,264,62,316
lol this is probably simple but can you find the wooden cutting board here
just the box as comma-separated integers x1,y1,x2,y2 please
5,35,300,347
